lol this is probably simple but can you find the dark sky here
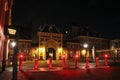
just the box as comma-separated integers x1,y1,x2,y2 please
12,0,120,39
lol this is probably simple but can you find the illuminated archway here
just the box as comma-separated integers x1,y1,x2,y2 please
46,39,59,60
46,48,56,60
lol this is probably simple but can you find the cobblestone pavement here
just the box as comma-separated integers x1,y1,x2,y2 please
0,66,120,80
0,60,120,80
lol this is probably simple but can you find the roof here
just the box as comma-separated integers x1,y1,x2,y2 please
39,24,60,33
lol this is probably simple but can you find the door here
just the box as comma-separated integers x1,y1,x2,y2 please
46,48,56,60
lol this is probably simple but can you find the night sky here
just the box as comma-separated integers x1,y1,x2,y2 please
12,0,120,39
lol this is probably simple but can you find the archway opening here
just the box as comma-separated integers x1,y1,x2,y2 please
46,48,56,60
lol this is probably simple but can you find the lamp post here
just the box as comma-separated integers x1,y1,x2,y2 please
8,27,19,80
83,43,90,68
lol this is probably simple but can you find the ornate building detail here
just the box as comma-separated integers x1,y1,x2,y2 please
36,25,63,60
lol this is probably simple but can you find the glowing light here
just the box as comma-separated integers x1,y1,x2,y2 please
58,48,62,52
104,54,109,66
39,47,45,52
75,54,79,58
66,30,68,34
19,54,23,58
104,54,108,58
8,28,16,35
19,54,23,71
81,49,86,56
62,55,65,58
83,43,88,48
62,54,66,59
11,41,16,47
96,57,99,59
10,62,12,65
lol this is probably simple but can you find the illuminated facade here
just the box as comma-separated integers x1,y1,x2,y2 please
66,36,110,60
110,39,120,60
6,25,116,61
29,25,111,61
32,25,63,60
37,32,63,60
64,25,111,60
6,25,118,61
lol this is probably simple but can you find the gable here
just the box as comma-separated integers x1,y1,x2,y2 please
40,25,60,33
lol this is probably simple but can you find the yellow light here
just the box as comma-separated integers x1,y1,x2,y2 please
81,49,89,57
33,54,35,57
39,47,45,52
81,49,86,56
8,28,16,35
58,48,62,52
10,62,12,65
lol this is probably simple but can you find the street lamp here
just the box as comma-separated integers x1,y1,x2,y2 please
8,28,16,35
11,41,16,47
8,27,19,80
83,43,88,48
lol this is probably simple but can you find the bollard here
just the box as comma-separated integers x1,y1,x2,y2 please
75,54,79,69
85,58,90,68
105,58,108,66
34,59,38,70
19,54,23,71
62,55,66,69
49,57,52,69
95,57,99,67
104,54,108,66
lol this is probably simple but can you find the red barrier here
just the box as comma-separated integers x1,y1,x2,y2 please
34,59,38,70
62,54,66,69
49,57,52,69
95,57,99,67
104,54,108,66
85,58,90,68
19,54,23,71
75,54,79,69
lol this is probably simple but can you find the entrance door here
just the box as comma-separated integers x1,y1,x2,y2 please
46,48,56,60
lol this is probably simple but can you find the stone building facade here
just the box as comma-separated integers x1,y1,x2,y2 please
29,24,111,61
30,25,63,60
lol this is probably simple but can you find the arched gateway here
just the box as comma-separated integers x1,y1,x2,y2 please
46,39,58,60
46,48,56,60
